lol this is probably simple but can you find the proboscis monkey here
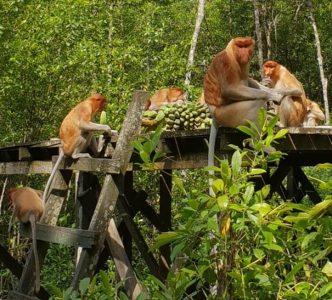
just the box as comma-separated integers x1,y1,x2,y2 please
145,88,187,110
43,93,117,202
263,60,307,127
7,187,44,293
303,99,325,126
204,37,300,193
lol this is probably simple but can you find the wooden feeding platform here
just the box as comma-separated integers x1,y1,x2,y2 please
0,91,331,299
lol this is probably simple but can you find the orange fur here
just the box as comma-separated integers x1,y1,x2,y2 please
8,187,44,293
60,93,108,156
146,88,187,110
204,37,255,107
43,93,116,203
263,60,307,126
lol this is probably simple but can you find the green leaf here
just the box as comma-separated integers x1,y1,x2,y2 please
231,150,241,178
248,168,266,176
79,277,90,294
253,248,265,260
322,261,332,277
155,110,165,122
263,243,283,252
274,128,288,139
319,282,332,297
285,262,304,283
255,273,271,287
237,125,256,138
251,203,271,216
119,291,129,300
139,150,150,164
212,178,224,194
217,194,228,210
301,232,319,250
243,184,254,202
308,199,332,219
150,232,179,251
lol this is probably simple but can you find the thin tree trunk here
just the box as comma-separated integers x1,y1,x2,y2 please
307,0,330,124
185,0,205,86
253,0,264,79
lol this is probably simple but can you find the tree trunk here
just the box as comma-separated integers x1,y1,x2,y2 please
307,0,330,124
253,0,264,79
184,0,205,86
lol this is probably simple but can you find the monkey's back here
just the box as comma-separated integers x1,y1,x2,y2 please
59,100,93,155
11,187,44,223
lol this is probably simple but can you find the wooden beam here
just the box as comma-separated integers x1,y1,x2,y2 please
159,170,172,276
117,196,164,281
106,219,145,299
71,90,148,290
8,291,38,300
20,223,98,248
56,157,120,174
0,244,23,277
0,161,53,175
293,166,322,204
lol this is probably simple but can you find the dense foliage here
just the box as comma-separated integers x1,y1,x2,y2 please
0,0,331,298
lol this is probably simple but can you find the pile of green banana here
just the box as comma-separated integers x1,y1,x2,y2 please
142,102,212,131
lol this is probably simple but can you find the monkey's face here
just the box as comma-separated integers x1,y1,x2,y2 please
92,93,107,111
263,66,275,77
263,61,278,78
233,37,255,66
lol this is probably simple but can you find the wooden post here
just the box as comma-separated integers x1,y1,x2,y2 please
159,169,172,276
72,90,148,299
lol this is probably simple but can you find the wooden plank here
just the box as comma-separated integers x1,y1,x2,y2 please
56,156,120,174
106,219,145,299
0,161,53,174
20,223,98,248
0,244,23,277
8,291,39,300
294,166,322,204
129,190,163,231
71,90,148,289
117,196,164,281
159,170,172,275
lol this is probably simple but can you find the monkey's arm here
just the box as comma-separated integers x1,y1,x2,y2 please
223,83,279,102
249,78,302,97
79,121,117,135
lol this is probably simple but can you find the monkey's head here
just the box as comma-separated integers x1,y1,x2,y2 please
90,93,108,112
231,37,255,66
263,60,280,77
167,88,187,102
7,188,17,203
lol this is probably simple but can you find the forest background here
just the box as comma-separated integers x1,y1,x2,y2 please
0,0,332,299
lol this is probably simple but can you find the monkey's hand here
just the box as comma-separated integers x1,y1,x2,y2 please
104,127,118,136
267,91,285,104
261,76,272,87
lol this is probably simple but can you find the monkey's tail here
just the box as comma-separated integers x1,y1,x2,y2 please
29,214,40,293
43,151,64,203
208,118,218,197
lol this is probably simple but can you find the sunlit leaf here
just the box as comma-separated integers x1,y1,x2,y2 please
150,231,179,251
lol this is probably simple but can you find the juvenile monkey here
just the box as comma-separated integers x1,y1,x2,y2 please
43,93,117,202
263,60,307,127
303,99,325,126
145,88,187,110
8,187,44,293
